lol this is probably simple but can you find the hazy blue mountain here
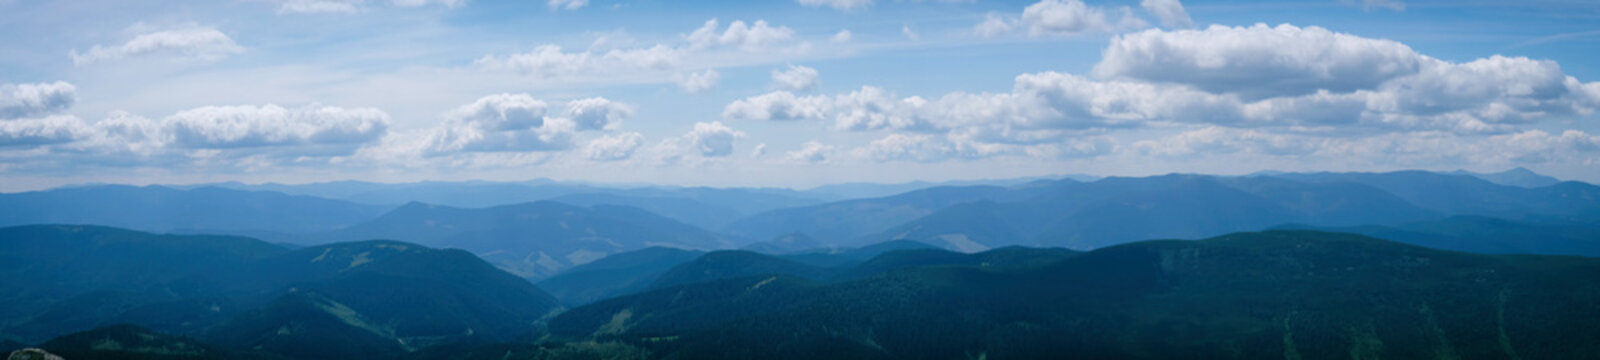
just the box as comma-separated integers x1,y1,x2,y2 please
799,174,1093,201
325,201,736,279
548,193,742,230
1450,167,1562,188
722,183,1049,245
1275,170,1600,220
0,186,389,237
549,231,1600,359
1276,216,1600,256
536,247,706,306
863,174,1441,251
205,180,824,222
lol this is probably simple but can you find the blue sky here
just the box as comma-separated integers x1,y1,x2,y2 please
0,0,1597,191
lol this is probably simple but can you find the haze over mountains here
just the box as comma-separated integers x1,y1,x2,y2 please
3,168,1599,359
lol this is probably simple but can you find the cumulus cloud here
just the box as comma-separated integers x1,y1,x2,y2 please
161,105,389,149
685,121,745,157
720,23,1600,164
584,132,643,161
787,141,834,163
548,0,588,10
1,82,76,120
976,0,1146,38
1140,0,1193,29
677,69,721,94
419,94,632,155
771,64,820,91
686,19,796,51
1094,24,1424,98
797,0,871,11
564,97,633,131
723,91,833,121
0,116,90,147
71,26,244,65
1020,0,1144,37
0,102,390,166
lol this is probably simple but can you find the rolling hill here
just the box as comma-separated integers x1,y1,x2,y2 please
548,230,1600,359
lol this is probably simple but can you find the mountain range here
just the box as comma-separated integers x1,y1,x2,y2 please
547,230,1600,359
0,225,560,359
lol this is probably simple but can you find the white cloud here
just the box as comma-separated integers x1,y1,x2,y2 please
424,94,568,154
771,64,820,91
419,94,633,155
722,91,832,121
677,69,721,94
1094,24,1424,98
1140,0,1193,29
685,121,745,157
548,0,589,10
0,116,90,147
160,104,389,150
1020,0,1115,36
563,97,633,131
584,132,643,161
70,26,244,65
1343,0,1404,12
832,30,853,43
975,13,1016,38
448,93,550,132
797,0,871,11
685,19,797,51
787,141,834,163
1,82,76,120
902,25,920,41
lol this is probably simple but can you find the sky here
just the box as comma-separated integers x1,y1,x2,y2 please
0,0,1597,191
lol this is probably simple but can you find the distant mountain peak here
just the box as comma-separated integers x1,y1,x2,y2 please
1450,167,1561,188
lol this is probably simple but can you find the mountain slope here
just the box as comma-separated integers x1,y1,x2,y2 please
550,231,1600,359
1277,216,1600,256
325,201,735,279
536,247,706,306
0,226,563,358
0,225,288,343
